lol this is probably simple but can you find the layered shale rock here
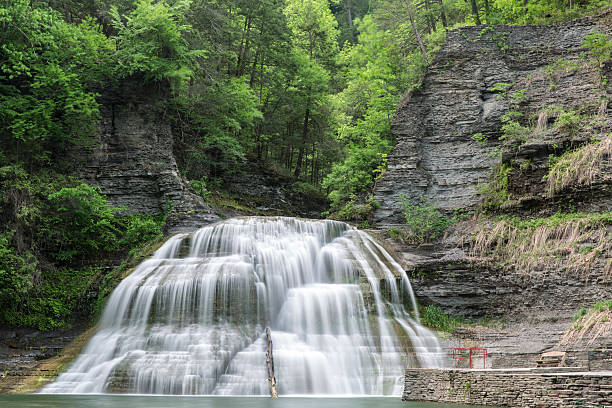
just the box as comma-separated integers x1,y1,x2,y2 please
71,79,219,225
374,17,611,223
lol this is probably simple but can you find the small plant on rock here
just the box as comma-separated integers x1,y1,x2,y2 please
399,195,453,243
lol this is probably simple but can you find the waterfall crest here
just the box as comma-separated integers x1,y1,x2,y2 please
44,217,445,395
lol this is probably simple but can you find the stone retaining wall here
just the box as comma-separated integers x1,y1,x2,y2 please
403,368,612,407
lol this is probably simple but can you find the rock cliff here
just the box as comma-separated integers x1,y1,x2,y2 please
71,79,219,226
374,17,611,223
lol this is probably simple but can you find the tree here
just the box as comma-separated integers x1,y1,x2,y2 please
0,0,113,166
403,0,429,63
110,0,203,88
284,0,339,178
469,0,482,25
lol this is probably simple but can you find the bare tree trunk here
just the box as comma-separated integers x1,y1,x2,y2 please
404,0,428,64
437,0,447,27
523,0,528,15
483,0,490,20
424,0,436,33
266,327,278,399
470,0,482,25
294,98,310,178
344,0,356,44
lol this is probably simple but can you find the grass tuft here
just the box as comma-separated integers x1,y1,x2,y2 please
467,212,612,277
546,136,611,197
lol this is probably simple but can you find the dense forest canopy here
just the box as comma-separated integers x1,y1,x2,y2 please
0,0,608,330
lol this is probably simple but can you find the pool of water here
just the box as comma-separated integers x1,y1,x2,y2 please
0,395,484,408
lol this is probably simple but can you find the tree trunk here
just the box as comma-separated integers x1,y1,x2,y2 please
483,0,490,20
424,0,436,33
470,0,482,25
238,16,253,76
294,99,310,178
523,0,528,15
344,0,356,44
404,0,428,64
266,327,278,399
437,0,447,27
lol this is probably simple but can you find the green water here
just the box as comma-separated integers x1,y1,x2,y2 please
0,395,483,408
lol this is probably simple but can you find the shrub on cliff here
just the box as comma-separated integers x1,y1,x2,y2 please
400,196,453,243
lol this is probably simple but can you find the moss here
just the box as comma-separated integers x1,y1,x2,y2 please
9,325,98,394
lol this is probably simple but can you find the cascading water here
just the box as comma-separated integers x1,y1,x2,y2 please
44,217,445,396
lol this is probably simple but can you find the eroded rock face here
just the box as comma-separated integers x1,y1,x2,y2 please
374,18,610,223
72,79,219,224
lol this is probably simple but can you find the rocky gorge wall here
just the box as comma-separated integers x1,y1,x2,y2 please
70,79,220,227
374,17,611,223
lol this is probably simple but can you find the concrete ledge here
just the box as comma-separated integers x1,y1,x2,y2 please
403,368,612,407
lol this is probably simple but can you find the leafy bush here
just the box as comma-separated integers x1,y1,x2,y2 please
554,109,582,134
421,305,463,332
331,195,379,222
291,182,323,199
582,31,612,67
399,196,453,243
499,111,529,144
120,215,164,251
0,232,37,310
478,163,513,211
190,177,211,201
323,145,390,212
1,267,100,331
46,184,122,261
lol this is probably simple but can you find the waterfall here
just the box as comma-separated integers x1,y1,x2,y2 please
44,217,445,396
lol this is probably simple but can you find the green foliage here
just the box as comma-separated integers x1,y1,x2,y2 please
190,177,211,201
110,0,203,88
1,267,100,331
509,89,526,104
46,184,121,261
387,226,408,241
554,109,582,134
0,0,113,163
0,164,167,329
571,301,612,331
324,146,390,211
331,195,379,222
471,132,488,145
490,82,511,98
172,76,262,179
478,163,513,211
399,196,453,243
120,215,164,253
0,232,37,311
291,181,321,198
500,111,529,144
582,31,612,67
573,307,587,322
284,0,339,59
421,305,463,332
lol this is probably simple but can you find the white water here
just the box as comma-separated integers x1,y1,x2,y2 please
44,217,445,396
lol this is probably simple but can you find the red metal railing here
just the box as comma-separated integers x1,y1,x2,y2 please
452,347,487,369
